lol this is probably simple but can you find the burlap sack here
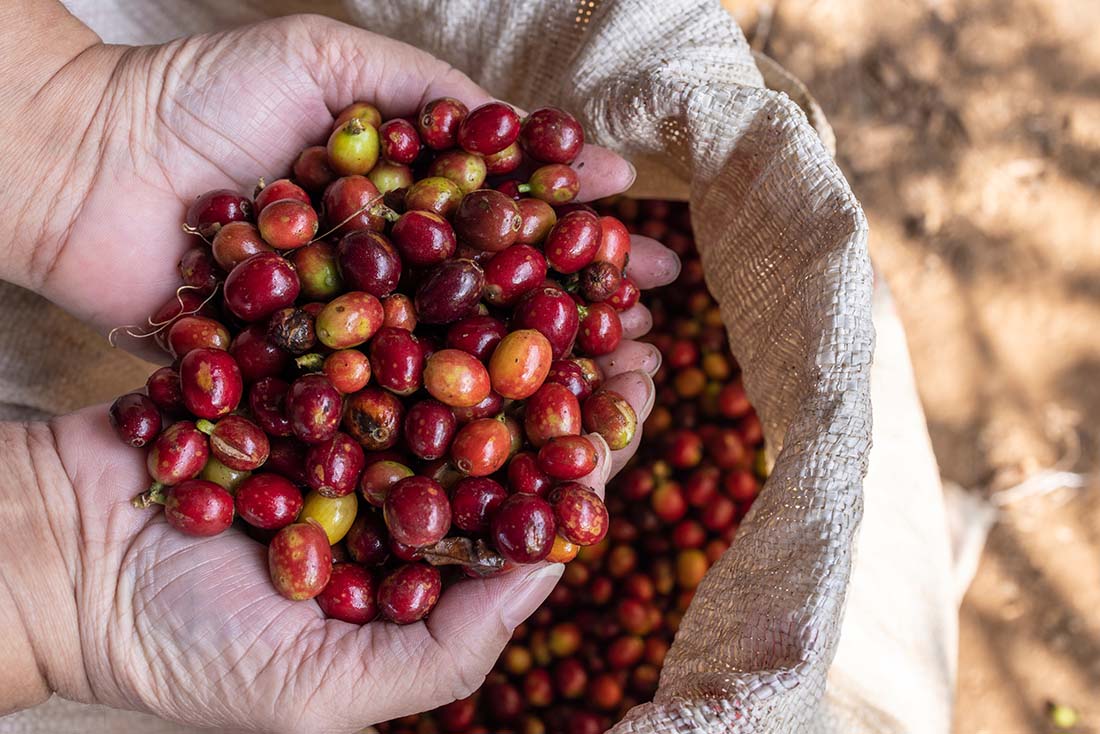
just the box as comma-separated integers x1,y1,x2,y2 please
1,1,941,732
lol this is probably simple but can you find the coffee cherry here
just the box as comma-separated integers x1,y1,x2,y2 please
524,383,582,447
360,459,415,507
178,247,218,295
199,457,250,493
370,327,425,395
327,118,380,175
483,142,523,175
404,176,463,218
179,348,243,420
203,414,269,471
450,476,508,534
488,329,553,400
224,252,301,322
109,393,161,447
553,659,588,699
315,291,384,349
517,199,558,245
418,97,468,150
337,230,402,297
254,178,310,213
287,374,343,444
321,350,371,394
368,161,414,194
451,418,512,476
323,175,388,236
235,473,303,530
186,189,252,238
424,349,492,408
403,399,457,461
544,360,593,401
582,389,637,450
513,286,580,360
452,390,504,422
344,512,390,565
576,303,623,356
507,452,553,497
520,108,584,164
525,164,580,204
444,316,504,362
291,241,343,301
265,437,308,485
305,432,365,497
483,245,548,306
428,150,488,194
334,101,382,129
257,199,318,249
607,276,640,311
546,534,580,563
457,102,521,155
268,521,332,600
293,145,337,192
343,386,404,450
165,480,234,536
453,190,522,252
537,435,598,480
378,118,421,164
491,493,556,564
391,210,456,267
299,490,358,544
378,563,442,624
549,483,608,546
146,367,184,414
381,293,417,331
318,563,378,624
165,315,229,358
241,380,289,441
415,259,486,324
579,261,622,303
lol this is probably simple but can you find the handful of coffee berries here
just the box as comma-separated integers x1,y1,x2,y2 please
108,98,641,626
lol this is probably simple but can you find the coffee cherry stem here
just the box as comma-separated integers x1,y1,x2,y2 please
195,419,216,435
309,193,398,243
132,482,168,509
180,223,212,245
516,183,532,193
295,353,325,372
107,285,220,347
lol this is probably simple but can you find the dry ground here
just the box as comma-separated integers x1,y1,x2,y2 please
724,0,1100,730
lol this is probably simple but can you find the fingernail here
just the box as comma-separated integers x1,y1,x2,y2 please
643,345,662,376
662,248,682,284
633,369,657,415
625,161,637,190
502,564,564,629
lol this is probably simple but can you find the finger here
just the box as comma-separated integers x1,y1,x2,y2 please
626,236,681,289
600,370,657,477
295,17,495,119
363,562,564,718
619,303,653,340
573,145,636,202
596,339,662,378
576,432,613,498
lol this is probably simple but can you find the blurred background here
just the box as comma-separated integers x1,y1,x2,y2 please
723,0,1100,730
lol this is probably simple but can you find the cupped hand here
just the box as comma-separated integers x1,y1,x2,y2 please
13,13,680,733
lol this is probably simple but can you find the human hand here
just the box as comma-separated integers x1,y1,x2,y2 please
0,11,680,732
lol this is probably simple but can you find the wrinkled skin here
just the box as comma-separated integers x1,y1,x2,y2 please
1,11,679,734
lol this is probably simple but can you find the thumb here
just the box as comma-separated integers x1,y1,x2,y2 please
387,563,564,716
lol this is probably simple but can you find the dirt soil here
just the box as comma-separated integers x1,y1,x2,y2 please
724,0,1100,731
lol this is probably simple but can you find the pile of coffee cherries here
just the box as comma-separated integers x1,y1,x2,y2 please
109,98,642,625
378,199,765,734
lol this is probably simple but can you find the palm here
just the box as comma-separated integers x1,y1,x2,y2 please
51,30,336,331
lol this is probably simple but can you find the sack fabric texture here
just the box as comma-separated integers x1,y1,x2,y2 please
0,1,955,732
